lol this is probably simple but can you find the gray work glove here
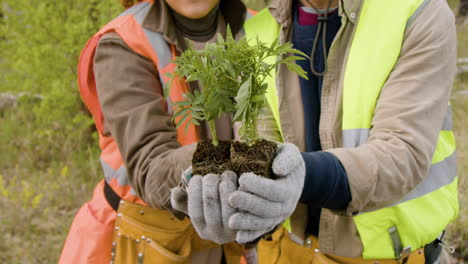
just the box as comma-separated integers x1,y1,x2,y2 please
170,167,193,215
171,170,238,245
228,143,305,244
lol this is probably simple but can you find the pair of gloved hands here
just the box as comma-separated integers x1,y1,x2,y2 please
170,143,305,245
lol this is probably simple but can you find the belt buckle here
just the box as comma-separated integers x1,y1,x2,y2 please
398,246,412,264
389,226,412,264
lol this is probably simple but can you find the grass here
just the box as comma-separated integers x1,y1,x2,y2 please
446,1,468,262
0,105,101,263
0,1,466,263
449,77,468,263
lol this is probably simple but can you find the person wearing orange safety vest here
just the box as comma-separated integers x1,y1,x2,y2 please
59,0,255,263
207,0,457,263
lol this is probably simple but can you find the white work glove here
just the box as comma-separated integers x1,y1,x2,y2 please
228,143,305,244
170,169,238,245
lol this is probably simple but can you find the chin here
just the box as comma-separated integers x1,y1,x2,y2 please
166,0,219,19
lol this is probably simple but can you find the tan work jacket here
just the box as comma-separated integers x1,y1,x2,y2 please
259,0,457,257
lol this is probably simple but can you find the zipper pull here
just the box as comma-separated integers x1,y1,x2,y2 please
436,231,455,254
436,239,455,254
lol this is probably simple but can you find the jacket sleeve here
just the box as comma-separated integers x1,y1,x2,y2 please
327,0,457,215
94,33,196,210
300,151,351,210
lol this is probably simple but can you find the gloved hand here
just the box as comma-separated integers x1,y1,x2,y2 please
170,167,193,215
228,143,305,244
171,170,238,245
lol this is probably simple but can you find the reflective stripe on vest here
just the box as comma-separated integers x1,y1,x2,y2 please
343,107,457,206
120,1,172,85
244,0,458,259
78,1,256,204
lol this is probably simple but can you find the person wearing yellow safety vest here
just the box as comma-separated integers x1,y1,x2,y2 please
171,0,459,263
59,0,255,263
241,0,459,263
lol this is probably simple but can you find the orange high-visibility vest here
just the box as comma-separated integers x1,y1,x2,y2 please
79,0,198,205
60,1,254,263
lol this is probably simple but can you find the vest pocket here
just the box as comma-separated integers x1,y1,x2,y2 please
142,237,192,263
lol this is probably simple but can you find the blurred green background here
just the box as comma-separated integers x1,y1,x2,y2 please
0,0,466,263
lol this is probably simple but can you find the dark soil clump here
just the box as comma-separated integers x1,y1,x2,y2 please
192,139,231,175
192,139,277,178
230,139,277,179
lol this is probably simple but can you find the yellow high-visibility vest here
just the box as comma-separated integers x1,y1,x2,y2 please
244,0,458,259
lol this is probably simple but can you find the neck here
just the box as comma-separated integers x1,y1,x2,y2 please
301,0,339,9
170,4,219,41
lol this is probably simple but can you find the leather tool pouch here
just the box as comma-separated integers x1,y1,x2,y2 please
110,200,215,264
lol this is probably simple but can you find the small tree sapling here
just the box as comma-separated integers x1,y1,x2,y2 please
166,27,308,177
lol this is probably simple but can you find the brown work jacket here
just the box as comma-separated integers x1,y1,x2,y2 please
93,0,246,211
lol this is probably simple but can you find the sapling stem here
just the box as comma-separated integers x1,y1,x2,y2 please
208,120,219,147
244,111,259,146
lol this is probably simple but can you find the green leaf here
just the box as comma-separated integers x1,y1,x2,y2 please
233,108,244,122
176,111,191,128
217,32,225,43
184,117,192,134
172,106,190,120
163,79,173,99
191,118,200,125
235,76,252,104
286,48,310,59
226,25,234,42
279,56,305,62
191,105,203,112
191,110,204,121
286,63,309,80
251,94,265,103
175,100,192,107
268,38,279,53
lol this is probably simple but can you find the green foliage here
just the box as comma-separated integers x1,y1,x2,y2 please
0,1,122,145
0,0,122,166
0,0,121,263
167,27,308,146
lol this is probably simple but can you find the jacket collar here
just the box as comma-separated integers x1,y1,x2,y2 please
142,1,181,48
269,0,362,25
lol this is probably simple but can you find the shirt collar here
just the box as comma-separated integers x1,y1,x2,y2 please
339,0,361,24
270,0,362,25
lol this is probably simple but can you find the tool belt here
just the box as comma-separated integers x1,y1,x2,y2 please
103,181,243,264
257,226,446,264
